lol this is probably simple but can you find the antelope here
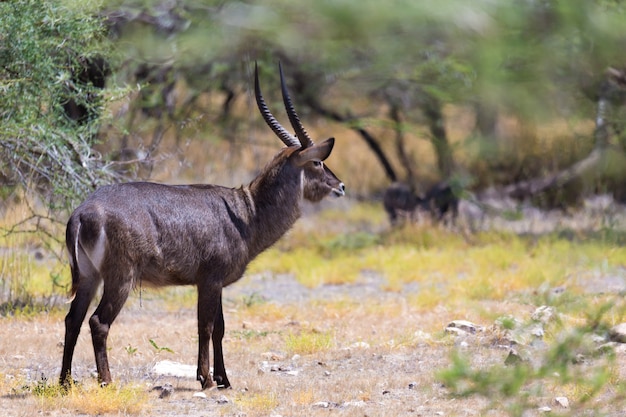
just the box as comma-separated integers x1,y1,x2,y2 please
59,63,345,390
423,181,459,223
384,181,458,226
383,182,423,225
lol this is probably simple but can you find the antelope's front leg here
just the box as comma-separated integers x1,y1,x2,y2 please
211,295,231,389
196,283,222,390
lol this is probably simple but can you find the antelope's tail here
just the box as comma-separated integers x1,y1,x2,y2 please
65,216,81,303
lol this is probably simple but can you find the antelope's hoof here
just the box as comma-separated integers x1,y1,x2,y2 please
198,375,213,390
215,378,232,390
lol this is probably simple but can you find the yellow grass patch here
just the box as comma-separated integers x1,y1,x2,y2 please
249,247,362,287
7,379,151,416
239,299,297,323
285,329,334,355
58,383,149,415
234,391,279,415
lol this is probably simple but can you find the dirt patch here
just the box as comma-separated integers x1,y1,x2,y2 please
231,270,395,304
2,270,626,416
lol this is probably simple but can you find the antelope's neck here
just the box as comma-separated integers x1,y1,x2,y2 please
243,167,302,257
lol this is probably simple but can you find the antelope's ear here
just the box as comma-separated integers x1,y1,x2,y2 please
295,138,335,166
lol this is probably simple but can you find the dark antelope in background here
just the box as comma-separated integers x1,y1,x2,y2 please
60,63,345,390
384,181,458,225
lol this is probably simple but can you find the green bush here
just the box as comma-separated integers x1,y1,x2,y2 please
0,0,123,210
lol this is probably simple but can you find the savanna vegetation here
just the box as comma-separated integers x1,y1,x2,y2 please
2,0,626,416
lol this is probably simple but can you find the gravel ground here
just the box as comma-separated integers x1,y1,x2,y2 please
3,196,626,416
2,266,626,417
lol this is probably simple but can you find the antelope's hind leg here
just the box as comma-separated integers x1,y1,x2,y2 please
60,273,101,387
88,280,132,386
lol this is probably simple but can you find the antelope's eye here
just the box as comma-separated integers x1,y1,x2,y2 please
313,160,323,168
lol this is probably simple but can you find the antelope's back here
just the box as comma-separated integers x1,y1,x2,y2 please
67,182,252,286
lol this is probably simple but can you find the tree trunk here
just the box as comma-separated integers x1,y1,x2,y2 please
498,68,624,200
390,104,416,187
305,98,398,183
421,94,455,178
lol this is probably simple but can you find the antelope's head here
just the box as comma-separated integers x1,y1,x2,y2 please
255,63,345,202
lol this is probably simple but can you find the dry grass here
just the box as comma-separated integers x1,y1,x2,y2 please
2,198,626,415
2,373,149,416
45,383,149,415
285,329,334,355
1,277,625,416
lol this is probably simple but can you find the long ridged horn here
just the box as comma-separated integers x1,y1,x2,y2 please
279,62,314,149
254,62,300,147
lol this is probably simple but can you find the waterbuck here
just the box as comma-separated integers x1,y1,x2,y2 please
384,181,458,226
60,63,345,390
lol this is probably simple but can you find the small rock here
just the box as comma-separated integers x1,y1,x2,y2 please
590,333,608,344
324,370,331,377
261,351,285,361
609,323,626,343
531,306,556,324
530,324,545,338
382,390,390,395
216,394,229,404
158,384,173,399
313,401,330,408
538,406,552,413
445,327,467,337
192,391,207,399
267,364,299,376
408,382,418,389
504,349,526,366
152,360,197,379
554,396,569,408
446,320,484,334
